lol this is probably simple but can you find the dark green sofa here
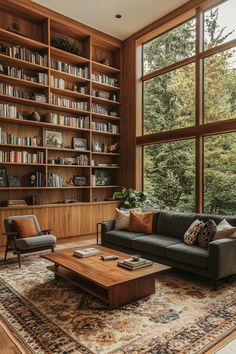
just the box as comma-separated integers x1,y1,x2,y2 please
101,210,236,289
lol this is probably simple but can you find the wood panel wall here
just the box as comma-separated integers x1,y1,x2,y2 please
0,201,118,247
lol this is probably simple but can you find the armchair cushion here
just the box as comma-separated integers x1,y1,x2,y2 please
15,235,56,251
13,218,37,238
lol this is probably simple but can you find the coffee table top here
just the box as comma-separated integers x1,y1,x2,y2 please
43,245,159,288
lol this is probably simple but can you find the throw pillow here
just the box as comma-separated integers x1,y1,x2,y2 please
214,219,236,240
13,218,37,238
128,210,153,235
114,208,130,230
184,219,204,245
197,219,217,248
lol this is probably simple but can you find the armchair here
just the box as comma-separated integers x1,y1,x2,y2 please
3,215,57,267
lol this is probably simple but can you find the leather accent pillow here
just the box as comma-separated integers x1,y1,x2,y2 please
213,219,236,240
128,210,153,235
114,208,130,230
13,219,37,238
184,219,204,245
197,219,217,248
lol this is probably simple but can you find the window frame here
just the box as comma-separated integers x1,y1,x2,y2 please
136,0,236,213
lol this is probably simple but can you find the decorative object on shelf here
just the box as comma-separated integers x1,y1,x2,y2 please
74,176,87,186
92,139,102,152
100,57,110,66
8,175,21,187
109,110,118,117
33,135,41,146
91,174,96,186
64,157,75,165
0,167,7,187
102,142,108,153
29,111,41,122
107,142,118,153
17,112,24,119
27,195,37,205
66,178,74,186
57,157,65,165
43,129,64,148
95,169,111,186
113,188,148,209
72,137,87,151
29,172,37,186
110,93,117,101
51,37,84,57
72,85,78,91
7,22,25,36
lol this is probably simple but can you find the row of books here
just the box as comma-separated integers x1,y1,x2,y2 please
34,172,44,187
0,44,48,66
50,93,88,111
0,128,38,146
51,77,65,89
0,103,17,117
47,112,89,129
91,73,118,87
0,84,47,103
48,173,64,187
91,121,119,134
1,66,48,84
51,60,89,78
75,154,89,166
0,150,44,164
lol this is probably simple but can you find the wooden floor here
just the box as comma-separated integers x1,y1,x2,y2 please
0,235,235,354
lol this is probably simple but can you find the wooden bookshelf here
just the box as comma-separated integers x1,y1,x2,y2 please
0,0,122,207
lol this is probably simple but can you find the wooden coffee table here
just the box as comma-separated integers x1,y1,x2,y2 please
42,245,159,308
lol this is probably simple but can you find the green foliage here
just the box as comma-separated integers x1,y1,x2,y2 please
51,37,84,57
113,188,148,209
143,7,236,215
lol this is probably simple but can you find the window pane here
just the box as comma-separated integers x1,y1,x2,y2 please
143,63,195,134
143,18,195,74
204,133,236,215
143,140,195,212
204,0,236,50
204,48,236,123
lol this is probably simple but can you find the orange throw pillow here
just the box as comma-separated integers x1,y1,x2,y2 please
128,210,153,234
13,219,37,238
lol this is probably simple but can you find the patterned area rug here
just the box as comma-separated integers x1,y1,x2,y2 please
0,254,236,354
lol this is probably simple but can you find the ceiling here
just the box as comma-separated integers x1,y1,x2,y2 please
33,0,190,40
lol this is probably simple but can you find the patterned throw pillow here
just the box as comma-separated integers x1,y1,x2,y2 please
184,219,204,245
128,210,153,235
198,219,217,248
213,219,236,240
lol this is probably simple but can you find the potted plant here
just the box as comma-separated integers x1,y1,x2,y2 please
113,187,148,209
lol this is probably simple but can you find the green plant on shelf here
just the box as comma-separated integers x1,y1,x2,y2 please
113,187,148,209
51,37,84,57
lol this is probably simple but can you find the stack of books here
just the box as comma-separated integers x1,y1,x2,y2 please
7,199,27,207
118,257,153,270
74,248,101,258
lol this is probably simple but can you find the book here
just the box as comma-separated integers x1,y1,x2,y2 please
118,260,153,270
74,248,101,258
122,257,148,268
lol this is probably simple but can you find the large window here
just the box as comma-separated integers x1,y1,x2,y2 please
144,140,195,212
140,0,236,214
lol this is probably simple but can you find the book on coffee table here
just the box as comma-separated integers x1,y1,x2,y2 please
74,248,101,258
118,259,153,270
122,257,148,268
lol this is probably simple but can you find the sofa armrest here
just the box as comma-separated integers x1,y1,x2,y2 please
208,238,236,280
101,220,115,244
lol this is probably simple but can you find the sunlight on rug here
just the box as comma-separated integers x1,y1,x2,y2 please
0,254,236,354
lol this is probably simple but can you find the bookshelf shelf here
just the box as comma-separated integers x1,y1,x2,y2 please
0,2,122,205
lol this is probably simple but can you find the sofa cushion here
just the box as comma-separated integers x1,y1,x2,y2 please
198,219,217,248
132,234,182,257
158,211,197,239
166,243,209,268
197,214,236,227
128,210,153,234
15,235,56,250
105,230,146,248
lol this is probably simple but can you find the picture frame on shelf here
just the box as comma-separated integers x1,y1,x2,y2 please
92,139,102,152
73,137,87,151
43,129,64,148
74,176,87,186
8,175,21,187
0,168,7,187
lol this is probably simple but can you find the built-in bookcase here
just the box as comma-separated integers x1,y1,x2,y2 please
0,2,122,206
